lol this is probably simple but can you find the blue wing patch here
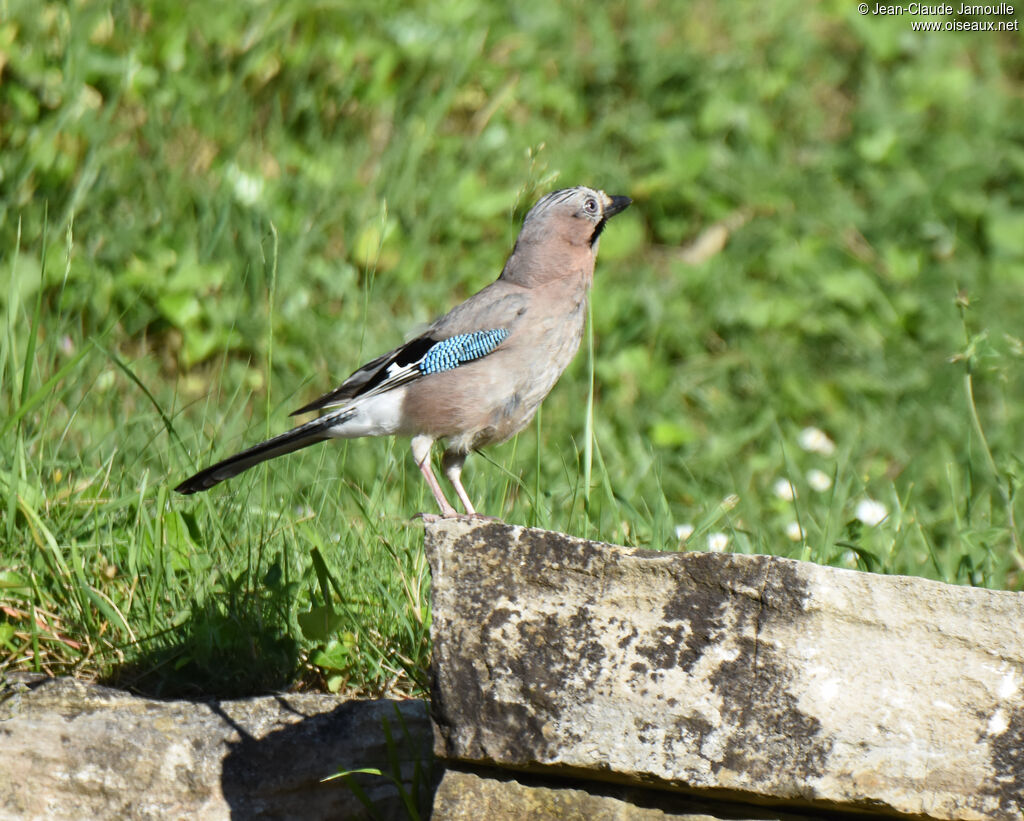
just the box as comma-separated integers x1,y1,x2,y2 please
419,329,510,375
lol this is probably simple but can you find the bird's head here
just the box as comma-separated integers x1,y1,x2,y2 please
503,186,631,286
524,186,632,247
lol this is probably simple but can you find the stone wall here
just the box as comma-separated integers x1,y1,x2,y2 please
0,675,431,820
3,521,1022,820
425,520,1024,821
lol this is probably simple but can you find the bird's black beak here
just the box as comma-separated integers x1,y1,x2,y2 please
605,195,632,218
589,195,633,246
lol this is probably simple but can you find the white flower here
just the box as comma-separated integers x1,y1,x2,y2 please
675,523,695,542
707,532,729,552
798,426,836,456
855,498,888,526
806,469,832,493
227,163,264,206
773,478,797,501
841,549,859,567
785,521,805,541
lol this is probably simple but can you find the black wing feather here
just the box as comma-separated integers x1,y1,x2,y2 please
290,336,438,416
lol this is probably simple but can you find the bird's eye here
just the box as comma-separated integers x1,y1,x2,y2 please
584,197,599,215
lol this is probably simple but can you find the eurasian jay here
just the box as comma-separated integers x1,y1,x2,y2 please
175,186,631,518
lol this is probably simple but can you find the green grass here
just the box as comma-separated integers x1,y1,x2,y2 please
1,0,1022,697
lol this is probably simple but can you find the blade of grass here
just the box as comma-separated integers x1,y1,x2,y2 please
97,342,190,461
19,204,47,410
582,299,596,532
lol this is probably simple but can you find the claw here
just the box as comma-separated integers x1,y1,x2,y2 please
414,511,501,524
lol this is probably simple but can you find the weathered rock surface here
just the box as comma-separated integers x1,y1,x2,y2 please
0,675,431,820
432,765,824,820
425,520,1024,821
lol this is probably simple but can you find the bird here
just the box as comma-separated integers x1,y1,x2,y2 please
175,185,631,518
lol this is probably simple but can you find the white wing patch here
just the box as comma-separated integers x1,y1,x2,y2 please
322,390,406,438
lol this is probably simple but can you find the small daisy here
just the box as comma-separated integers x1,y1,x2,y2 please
773,478,797,501
806,469,832,493
707,532,729,552
227,163,264,206
785,521,805,541
798,426,836,456
855,498,888,526
675,523,695,542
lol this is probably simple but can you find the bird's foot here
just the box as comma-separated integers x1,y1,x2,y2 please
414,512,501,524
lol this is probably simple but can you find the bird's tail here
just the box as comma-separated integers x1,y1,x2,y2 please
174,408,355,495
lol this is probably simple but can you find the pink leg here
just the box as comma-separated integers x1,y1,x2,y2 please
442,450,476,515
443,449,499,520
411,435,459,518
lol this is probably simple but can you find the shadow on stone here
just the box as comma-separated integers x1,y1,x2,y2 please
216,698,437,820
0,674,434,820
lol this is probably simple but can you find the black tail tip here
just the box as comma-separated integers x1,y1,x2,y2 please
174,475,210,495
